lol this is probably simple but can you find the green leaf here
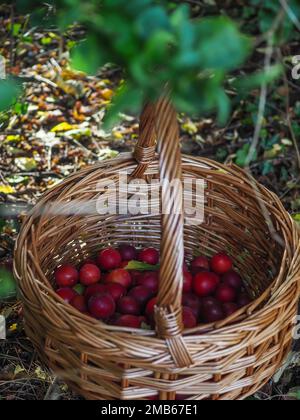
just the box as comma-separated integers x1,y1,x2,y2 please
287,387,300,400
41,36,52,45
262,160,274,175
235,144,257,167
196,17,252,71
12,23,22,37
136,6,170,39
257,0,300,43
125,260,159,271
170,4,190,31
116,0,152,15
233,64,283,91
14,102,28,115
0,268,17,301
22,35,33,43
292,214,300,223
73,284,85,295
71,35,107,74
103,84,143,129
144,30,175,67
0,78,22,112
264,144,282,159
217,89,231,125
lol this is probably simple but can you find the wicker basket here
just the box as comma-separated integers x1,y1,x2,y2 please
14,99,300,400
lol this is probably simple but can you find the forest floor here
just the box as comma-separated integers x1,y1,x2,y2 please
0,12,299,400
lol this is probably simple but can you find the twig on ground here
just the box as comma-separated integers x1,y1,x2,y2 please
245,41,274,167
0,170,9,184
1,171,64,178
279,0,300,31
244,13,286,246
47,146,53,171
254,9,285,47
280,177,300,200
246,8,285,166
44,377,60,400
20,74,58,89
70,138,98,157
277,48,300,170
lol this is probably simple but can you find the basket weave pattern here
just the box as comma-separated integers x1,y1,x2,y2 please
14,99,300,400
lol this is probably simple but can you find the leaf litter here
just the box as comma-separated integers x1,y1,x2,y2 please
0,8,299,400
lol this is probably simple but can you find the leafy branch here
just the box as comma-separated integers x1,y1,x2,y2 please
1,0,300,126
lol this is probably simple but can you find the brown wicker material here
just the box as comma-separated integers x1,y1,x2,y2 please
14,98,300,400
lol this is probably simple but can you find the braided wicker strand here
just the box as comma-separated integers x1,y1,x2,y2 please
152,99,193,367
132,103,157,177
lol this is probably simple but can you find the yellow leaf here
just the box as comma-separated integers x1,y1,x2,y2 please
14,365,25,376
34,367,47,380
0,184,15,194
5,134,22,143
9,323,18,332
56,79,84,98
15,157,37,171
60,384,69,392
264,144,282,159
113,131,124,140
215,169,228,174
182,119,198,135
61,68,86,80
51,122,78,132
101,88,114,101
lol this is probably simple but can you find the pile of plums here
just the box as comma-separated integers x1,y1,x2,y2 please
54,245,251,329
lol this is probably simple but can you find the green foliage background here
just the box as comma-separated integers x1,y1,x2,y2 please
1,0,300,125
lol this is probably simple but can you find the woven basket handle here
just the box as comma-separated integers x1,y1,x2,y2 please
133,99,193,368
